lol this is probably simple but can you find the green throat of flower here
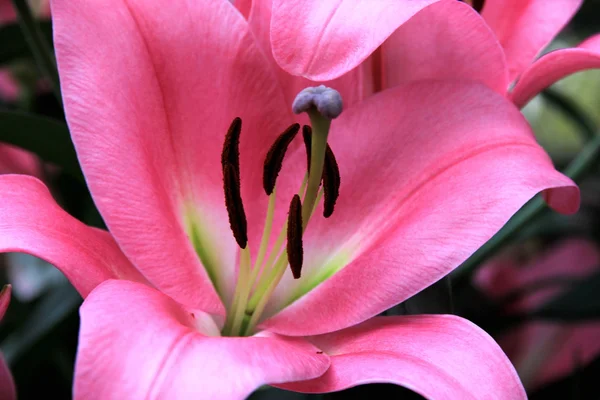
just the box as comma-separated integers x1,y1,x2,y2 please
215,86,344,337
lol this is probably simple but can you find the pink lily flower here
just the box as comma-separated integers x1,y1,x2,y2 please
269,0,600,109
0,0,581,397
0,71,19,103
0,0,16,25
476,239,600,390
0,285,16,400
0,144,43,176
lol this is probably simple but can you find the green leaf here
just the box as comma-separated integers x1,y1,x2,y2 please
532,270,600,321
0,110,83,181
0,22,53,66
542,88,596,141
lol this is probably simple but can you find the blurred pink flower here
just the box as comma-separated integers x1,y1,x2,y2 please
0,71,19,102
0,0,582,398
0,0,16,24
268,0,600,108
0,144,42,176
0,285,16,400
476,239,600,389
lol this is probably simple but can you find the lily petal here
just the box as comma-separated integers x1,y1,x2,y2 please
52,0,293,313
0,71,19,102
231,0,252,19
0,286,15,400
279,315,526,399
0,175,146,297
0,284,9,319
246,0,364,112
0,145,42,176
380,0,508,94
481,0,583,82
270,0,440,81
75,280,330,400
476,239,600,312
510,34,600,108
263,80,578,336
0,354,15,400
0,0,16,24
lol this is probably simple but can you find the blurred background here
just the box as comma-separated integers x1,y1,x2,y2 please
1,0,600,399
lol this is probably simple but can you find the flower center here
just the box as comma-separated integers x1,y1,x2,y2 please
221,86,343,337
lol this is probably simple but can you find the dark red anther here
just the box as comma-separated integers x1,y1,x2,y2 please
221,117,247,249
223,163,248,249
222,117,242,178
322,145,340,218
287,194,303,279
263,123,301,195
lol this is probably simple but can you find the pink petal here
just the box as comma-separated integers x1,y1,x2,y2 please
380,0,508,94
0,175,147,297
52,0,294,313
0,71,19,102
232,0,252,19
246,0,364,113
500,322,600,390
476,239,600,312
262,80,578,336
0,0,16,24
0,284,9,320
75,280,330,399
0,354,15,400
510,34,600,108
270,0,440,81
278,315,525,399
533,323,600,388
0,285,15,400
0,144,42,176
481,0,583,82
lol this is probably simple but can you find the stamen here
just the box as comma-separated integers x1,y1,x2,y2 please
287,194,303,279
223,163,248,249
263,123,301,195
302,125,312,174
322,145,341,218
222,117,242,177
